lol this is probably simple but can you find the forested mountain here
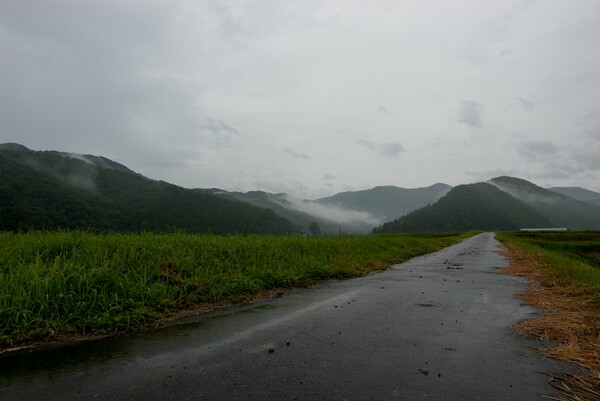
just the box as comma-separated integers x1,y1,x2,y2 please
4,144,599,235
204,185,453,235
0,155,130,231
0,144,294,234
315,184,452,222
548,186,600,207
490,176,600,229
373,183,551,234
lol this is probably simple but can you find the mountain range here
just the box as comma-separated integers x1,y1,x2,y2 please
1,143,599,234
0,144,293,234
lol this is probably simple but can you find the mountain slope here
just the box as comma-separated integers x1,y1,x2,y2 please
202,189,376,234
0,155,130,231
490,177,600,229
548,186,600,207
200,190,319,232
0,144,294,234
315,183,452,221
374,183,551,233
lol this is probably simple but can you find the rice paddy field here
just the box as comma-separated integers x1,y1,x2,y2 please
0,231,467,348
498,230,600,287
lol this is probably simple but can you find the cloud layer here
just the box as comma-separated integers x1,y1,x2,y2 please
1,0,599,196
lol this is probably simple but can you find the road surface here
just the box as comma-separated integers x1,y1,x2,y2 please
0,233,568,400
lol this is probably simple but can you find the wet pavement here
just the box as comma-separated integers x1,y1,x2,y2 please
0,233,568,400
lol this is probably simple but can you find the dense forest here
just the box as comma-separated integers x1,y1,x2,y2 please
0,145,294,234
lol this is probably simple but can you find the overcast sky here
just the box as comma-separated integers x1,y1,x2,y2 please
1,0,599,198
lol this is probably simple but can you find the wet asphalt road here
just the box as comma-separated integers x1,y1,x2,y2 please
0,233,568,400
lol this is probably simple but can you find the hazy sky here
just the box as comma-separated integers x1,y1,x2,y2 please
1,0,599,198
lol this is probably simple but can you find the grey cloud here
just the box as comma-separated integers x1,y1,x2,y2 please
462,1,535,64
284,147,311,160
516,140,559,160
573,150,600,171
535,161,586,180
0,2,236,167
457,100,484,129
516,97,535,111
357,140,405,158
200,118,241,136
377,105,389,114
322,174,336,181
537,170,574,180
198,118,242,147
466,168,522,181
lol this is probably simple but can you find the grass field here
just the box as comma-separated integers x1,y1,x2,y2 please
497,231,600,401
0,231,468,348
497,230,600,287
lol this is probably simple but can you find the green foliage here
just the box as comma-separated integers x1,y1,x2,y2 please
0,146,294,235
0,156,129,231
0,231,465,346
308,221,322,236
374,183,550,233
497,231,600,286
94,169,294,235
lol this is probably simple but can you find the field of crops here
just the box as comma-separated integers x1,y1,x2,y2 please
0,231,467,348
498,230,600,286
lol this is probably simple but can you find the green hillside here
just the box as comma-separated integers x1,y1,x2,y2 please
95,169,294,234
490,176,600,229
0,144,294,234
201,189,331,234
0,155,129,231
373,182,551,233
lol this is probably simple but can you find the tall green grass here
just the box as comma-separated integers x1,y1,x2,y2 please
497,231,600,287
0,231,465,346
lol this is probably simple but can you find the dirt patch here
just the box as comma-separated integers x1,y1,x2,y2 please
500,244,600,401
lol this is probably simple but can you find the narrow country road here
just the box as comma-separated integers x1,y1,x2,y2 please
0,233,568,400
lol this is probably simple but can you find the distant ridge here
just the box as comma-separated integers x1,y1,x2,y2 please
490,176,600,229
549,186,600,207
3,143,600,234
315,183,452,222
373,182,550,233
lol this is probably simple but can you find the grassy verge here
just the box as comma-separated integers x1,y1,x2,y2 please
497,231,600,401
0,231,468,349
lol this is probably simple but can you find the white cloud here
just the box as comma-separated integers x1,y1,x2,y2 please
288,198,381,226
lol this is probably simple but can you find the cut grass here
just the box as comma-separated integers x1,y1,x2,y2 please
497,231,600,401
0,231,468,350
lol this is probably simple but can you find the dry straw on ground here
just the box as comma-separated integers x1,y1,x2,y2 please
501,244,600,401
